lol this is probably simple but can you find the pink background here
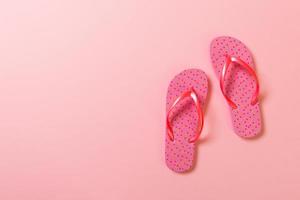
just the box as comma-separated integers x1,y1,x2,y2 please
0,0,300,199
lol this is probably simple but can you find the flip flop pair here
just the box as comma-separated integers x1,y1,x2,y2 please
165,36,262,173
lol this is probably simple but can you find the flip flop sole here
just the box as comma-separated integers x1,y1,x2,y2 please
165,69,208,172
210,36,262,138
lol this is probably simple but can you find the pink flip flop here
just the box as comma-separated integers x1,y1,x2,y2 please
165,69,208,173
210,36,262,138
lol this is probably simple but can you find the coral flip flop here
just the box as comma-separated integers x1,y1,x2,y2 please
165,69,208,173
210,36,262,138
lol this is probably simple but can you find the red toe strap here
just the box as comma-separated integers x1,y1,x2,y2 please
166,87,204,143
220,55,260,109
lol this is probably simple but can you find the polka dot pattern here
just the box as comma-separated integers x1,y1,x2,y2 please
210,36,262,138
165,69,208,173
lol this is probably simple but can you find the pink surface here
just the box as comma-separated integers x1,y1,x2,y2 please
166,69,208,172
0,0,300,200
210,36,261,138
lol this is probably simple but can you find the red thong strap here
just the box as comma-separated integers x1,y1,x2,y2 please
166,87,203,143
220,55,260,109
